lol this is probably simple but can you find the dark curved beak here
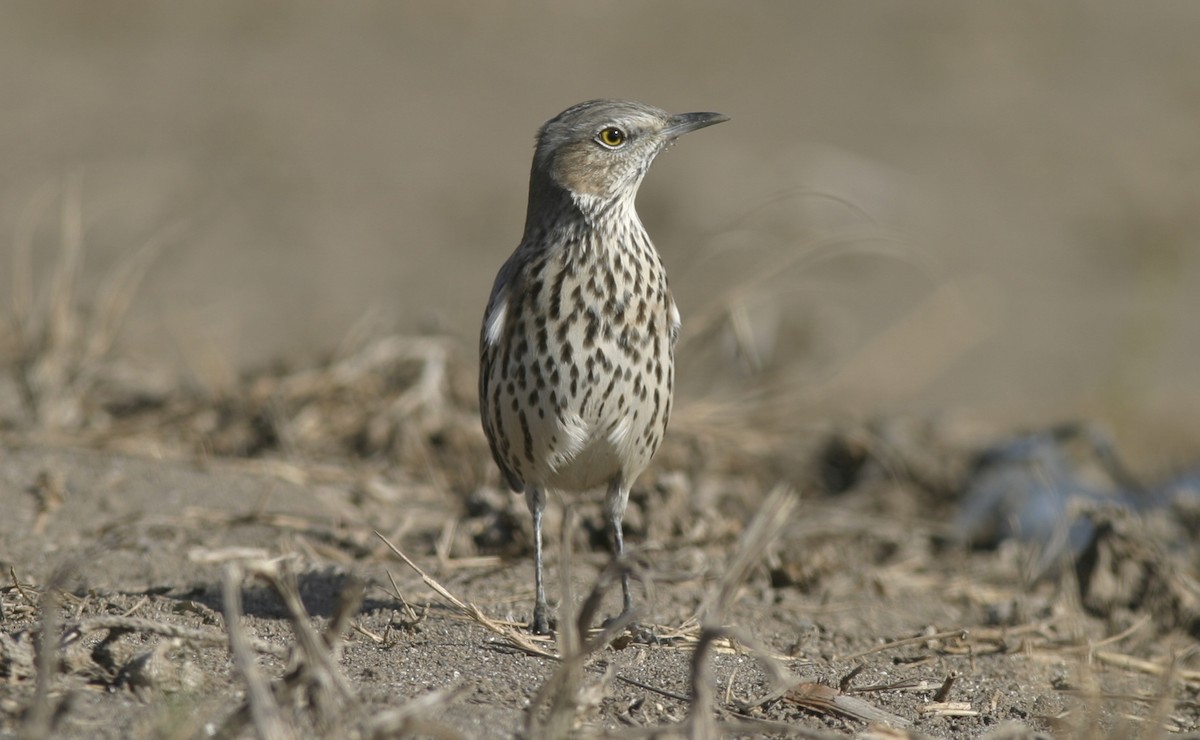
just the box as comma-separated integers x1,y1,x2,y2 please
664,111,730,139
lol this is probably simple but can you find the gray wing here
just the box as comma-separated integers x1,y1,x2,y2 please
479,253,526,493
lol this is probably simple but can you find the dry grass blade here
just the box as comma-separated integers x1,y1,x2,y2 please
679,230,929,352
688,625,810,739
325,577,365,658
529,507,585,738
686,627,731,740
695,485,798,624
3,171,168,432
221,563,294,740
685,487,799,739
362,682,470,739
47,170,84,365
585,716,845,739
66,615,288,658
215,558,365,739
918,701,976,718
575,562,639,654
20,573,61,740
526,508,637,738
246,560,358,721
1139,653,1178,740
81,219,180,369
374,530,557,659
1094,651,1200,686
782,682,913,728
8,182,57,349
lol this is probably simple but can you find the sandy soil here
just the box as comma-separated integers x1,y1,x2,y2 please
1,341,1198,738
3,3,1200,739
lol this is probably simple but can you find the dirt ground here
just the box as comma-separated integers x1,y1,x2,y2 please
3,3,1200,739
1,338,1199,739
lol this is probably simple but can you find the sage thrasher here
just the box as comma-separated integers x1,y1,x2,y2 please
479,99,727,634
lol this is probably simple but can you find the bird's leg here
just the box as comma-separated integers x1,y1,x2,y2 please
525,485,550,634
605,479,659,643
604,478,635,618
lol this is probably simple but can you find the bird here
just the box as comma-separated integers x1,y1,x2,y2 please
479,99,728,634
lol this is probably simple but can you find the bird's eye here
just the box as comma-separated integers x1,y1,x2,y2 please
596,126,627,148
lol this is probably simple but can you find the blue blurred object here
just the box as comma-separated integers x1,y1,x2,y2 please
954,423,1197,573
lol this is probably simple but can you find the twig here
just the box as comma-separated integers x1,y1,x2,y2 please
838,628,968,663
615,674,692,704
838,664,865,693
933,671,958,703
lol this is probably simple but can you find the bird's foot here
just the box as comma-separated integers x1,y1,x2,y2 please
624,621,664,645
601,615,669,646
530,605,552,636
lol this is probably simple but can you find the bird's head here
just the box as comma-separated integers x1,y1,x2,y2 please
530,99,728,216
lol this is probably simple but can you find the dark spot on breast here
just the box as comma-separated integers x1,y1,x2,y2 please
602,374,617,401
519,410,534,462
584,312,599,348
550,269,567,320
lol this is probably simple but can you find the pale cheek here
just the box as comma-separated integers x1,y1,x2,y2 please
553,145,619,198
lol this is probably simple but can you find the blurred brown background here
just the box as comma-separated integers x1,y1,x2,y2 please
3,1,1198,454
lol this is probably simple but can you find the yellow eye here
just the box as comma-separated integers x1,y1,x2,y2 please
596,126,627,148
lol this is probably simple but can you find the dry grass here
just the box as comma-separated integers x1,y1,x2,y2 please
1,183,1197,739
2,173,175,435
